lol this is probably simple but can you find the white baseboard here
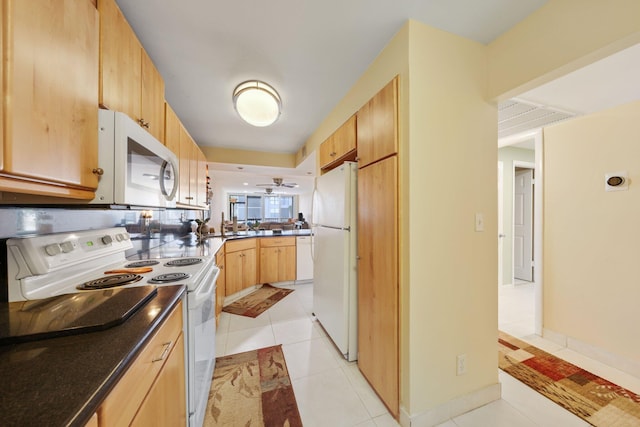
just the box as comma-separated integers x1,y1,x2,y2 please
399,383,501,427
543,328,640,379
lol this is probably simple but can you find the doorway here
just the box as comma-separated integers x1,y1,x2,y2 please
497,131,543,337
513,164,534,282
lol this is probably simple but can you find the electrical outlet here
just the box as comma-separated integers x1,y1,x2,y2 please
456,354,467,376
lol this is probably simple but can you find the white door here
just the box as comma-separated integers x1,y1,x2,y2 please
513,168,533,281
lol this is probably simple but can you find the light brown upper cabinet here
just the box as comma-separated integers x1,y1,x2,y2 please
0,0,99,199
98,0,165,142
319,115,357,171
356,77,398,168
177,125,208,208
140,50,165,142
195,148,208,207
164,102,181,155
178,125,195,206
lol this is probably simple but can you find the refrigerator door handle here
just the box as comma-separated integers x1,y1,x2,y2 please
319,225,350,231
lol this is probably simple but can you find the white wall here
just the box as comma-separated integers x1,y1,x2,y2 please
297,192,313,224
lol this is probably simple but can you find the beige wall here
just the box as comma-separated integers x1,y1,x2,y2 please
498,146,536,285
202,146,296,168
404,22,498,413
308,20,499,417
543,101,640,363
487,0,640,101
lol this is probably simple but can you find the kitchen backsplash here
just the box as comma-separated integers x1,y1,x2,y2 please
0,206,204,244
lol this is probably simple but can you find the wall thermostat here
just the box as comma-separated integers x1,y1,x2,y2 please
605,171,629,192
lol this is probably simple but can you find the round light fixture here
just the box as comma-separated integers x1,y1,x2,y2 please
232,80,281,127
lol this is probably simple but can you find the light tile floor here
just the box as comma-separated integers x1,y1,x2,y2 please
214,282,640,426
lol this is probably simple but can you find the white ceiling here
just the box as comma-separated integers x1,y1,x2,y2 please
115,0,639,192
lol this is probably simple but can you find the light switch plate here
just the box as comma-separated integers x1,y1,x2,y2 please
475,213,484,232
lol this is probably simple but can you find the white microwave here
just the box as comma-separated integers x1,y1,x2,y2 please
92,110,179,208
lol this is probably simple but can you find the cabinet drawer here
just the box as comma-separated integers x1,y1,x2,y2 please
225,238,256,253
259,237,296,248
98,301,183,426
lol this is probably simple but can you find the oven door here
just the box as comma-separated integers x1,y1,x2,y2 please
187,265,219,427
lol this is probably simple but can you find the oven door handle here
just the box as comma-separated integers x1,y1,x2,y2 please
190,266,220,308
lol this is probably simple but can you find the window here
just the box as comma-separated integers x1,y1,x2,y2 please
228,193,296,223
263,196,294,221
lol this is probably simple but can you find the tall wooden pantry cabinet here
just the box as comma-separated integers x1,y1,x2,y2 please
356,76,400,418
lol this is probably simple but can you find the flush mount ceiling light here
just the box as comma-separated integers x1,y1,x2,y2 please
232,80,282,127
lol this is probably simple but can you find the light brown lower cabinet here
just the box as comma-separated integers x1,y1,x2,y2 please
85,413,98,427
259,237,296,283
357,155,399,418
225,238,257,296
97,301,185,426
131,333,186,426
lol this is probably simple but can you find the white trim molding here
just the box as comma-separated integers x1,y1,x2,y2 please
543,328,640,379
399,383,501,426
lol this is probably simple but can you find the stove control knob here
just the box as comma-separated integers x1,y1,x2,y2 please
60,241,75,253
122,232,130,241
115,234,124,242
101,235,113,245
45,244,62,256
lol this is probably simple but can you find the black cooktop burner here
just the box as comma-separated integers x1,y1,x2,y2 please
76,274,144,290
124,260,160,268
148,272,191,284
164,258,203,267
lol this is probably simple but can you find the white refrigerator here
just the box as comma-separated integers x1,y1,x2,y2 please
312,161,358,361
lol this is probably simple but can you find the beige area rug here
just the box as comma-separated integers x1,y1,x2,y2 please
499,331,640,426
204,345,303,427
222,284,293,318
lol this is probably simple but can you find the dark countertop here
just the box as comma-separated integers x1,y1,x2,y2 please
125,229,312,261
0,285,186,427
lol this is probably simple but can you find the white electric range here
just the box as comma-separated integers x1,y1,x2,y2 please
5,227,219,427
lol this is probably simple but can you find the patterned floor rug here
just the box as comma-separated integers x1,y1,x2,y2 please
204,345,303,427
499,331,640,426
222,284,293,318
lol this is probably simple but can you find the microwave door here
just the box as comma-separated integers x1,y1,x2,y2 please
160,160,178,201
126,139,176,207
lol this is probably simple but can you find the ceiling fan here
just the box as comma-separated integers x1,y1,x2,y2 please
256,177,297,189
254,187,283,195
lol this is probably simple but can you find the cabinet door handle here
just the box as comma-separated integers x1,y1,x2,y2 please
152,341,172,362
138,118,150,129
92,167,104,176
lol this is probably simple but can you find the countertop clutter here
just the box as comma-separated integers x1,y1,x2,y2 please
0,285,185,426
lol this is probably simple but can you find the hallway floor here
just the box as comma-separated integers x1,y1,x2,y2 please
213,282,640,426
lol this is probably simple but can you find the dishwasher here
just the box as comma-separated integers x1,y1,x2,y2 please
296,235,313,282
